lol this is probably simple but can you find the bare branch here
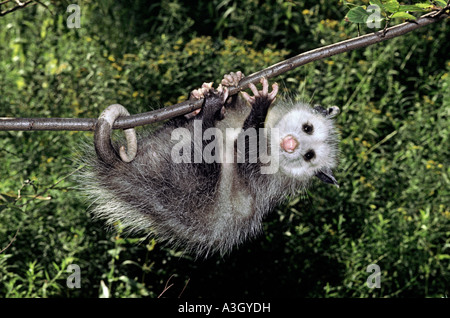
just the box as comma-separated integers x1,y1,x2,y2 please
178,278,190,298
15,165,83,208
0,227,20,254
158,274,175,298
0,9,448,131
0,167,83,253
34,0,54,15
0,0,35,16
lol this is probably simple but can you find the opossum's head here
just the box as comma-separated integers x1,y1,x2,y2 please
266,101,340,187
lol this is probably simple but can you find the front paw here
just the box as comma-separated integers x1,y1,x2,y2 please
241,77,278,108
185,82,214,119
202,84,229,120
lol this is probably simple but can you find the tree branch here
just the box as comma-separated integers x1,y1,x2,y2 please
0,9,448,132
0,0,35,17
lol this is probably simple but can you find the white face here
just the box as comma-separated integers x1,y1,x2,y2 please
274,107,339,180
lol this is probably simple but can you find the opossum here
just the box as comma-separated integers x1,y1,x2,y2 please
79,72,340,257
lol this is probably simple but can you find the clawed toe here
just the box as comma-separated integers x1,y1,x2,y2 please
185,82,228,121
216,84,229,103
221,71,245,87
241,77,278,106
190,82,214,100
186,82,215,119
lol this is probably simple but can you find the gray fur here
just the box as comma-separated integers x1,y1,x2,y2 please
78,82,340,258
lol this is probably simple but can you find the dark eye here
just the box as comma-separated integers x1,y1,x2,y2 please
302,123,314,134
304,150,315,161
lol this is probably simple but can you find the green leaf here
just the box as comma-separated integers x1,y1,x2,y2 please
383,0,400,13
366,6,385,26
391,12,417,20
286,5,292,19
369,1,386,17
369,0,383,7
398,5,426,12
346,6,370,24
415,3,434,10
434,0,447,7
0,193,16,203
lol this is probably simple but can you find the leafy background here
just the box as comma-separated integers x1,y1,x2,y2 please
0,0,448,297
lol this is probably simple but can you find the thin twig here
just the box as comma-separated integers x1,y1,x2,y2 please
178,278,190,298
15,165,83,208
341,130,399,179
0,227,20,254
34,0,53,15
0,166,83,253
158,274,175,298
0,0,34,16
0,9,448,131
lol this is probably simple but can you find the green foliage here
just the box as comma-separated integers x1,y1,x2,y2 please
345,0,447,26
0,0,449,298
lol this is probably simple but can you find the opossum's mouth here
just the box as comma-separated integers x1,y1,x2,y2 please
280,135,298,153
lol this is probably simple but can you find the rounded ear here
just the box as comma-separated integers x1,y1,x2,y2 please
314,105,340,118
315,169,339,188
313,104,329,117
326,106,340,118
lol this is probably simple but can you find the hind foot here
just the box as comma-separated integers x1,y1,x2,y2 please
241,77,278,107
184,82,214,119
198,84,228,121
241,78,278,130
221,71,245,87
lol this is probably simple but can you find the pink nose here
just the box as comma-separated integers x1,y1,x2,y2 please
281,135,298,153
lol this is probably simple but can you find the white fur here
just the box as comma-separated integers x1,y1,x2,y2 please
266,101,339,180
